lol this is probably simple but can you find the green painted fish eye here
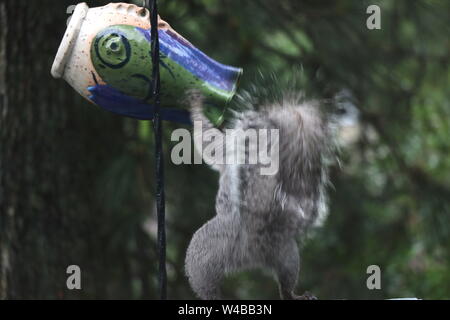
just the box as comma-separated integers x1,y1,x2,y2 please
106,37,121,52
91,25,153,101
94,31,131,69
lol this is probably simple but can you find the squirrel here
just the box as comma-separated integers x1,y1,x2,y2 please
184,89,336,300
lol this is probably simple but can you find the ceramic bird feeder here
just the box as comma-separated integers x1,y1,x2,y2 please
51,2,242,125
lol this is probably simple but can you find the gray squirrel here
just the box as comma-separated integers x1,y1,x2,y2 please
184,90,336,300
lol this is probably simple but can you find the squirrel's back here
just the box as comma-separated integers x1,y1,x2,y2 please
221,95,333,233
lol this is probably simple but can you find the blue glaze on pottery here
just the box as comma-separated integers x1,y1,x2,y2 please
137,27,241,92
88,85,192,124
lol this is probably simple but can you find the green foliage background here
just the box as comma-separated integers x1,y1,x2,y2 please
1,0,449,299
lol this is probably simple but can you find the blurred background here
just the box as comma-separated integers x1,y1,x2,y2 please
0,0,449,299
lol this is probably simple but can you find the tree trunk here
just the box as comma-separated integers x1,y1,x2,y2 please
0,0,134,299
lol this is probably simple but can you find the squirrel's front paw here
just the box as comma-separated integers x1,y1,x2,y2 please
184,89,204,111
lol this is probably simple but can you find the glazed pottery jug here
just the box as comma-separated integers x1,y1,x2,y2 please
51,2,242,125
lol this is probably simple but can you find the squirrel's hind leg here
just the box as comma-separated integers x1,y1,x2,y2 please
185,217,233,300
268,239,301,300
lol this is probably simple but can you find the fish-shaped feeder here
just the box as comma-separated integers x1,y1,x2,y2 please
51,2,243,126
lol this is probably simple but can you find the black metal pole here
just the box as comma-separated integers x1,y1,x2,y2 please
146,0,167,300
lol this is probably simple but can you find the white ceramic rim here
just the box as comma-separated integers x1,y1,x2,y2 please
51,3,89,78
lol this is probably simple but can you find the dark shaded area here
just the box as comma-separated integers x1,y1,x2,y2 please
0,0,449,299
